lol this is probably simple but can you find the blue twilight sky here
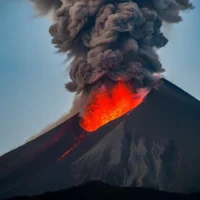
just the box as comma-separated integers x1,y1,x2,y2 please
0,0,199,155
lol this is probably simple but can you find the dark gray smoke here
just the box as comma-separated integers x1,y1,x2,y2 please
31,0,193,93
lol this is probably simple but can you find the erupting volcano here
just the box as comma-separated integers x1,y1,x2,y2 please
80,82,147,132
1,79,200,200
1,0,198,199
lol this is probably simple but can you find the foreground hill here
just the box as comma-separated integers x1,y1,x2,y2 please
8,181,200,200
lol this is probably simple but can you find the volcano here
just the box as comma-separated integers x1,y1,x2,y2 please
0,79,200,199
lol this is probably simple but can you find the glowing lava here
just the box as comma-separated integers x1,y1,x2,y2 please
80,82,147,132
58,134,85,161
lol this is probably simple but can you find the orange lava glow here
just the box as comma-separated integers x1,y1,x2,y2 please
58,134,85,161
80,82,146,132
58,140,81,160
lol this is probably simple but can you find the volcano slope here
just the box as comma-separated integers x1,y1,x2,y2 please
0,78,200,199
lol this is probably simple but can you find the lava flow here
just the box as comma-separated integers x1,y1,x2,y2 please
58,134,85,161
80,82,147,132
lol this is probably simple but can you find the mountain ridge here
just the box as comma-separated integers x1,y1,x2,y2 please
0,79,200,199
8,181,200,200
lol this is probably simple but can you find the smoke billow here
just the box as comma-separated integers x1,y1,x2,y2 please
30,0,193,119
31,0,193,94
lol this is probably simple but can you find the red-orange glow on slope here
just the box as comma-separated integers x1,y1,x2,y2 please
58,140,81,160
80,82,147,132
58,134,85,161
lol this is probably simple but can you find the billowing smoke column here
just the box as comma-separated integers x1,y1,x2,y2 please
31,0,193,94
31,0,193,130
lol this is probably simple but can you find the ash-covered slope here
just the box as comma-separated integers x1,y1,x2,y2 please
0,79,200,199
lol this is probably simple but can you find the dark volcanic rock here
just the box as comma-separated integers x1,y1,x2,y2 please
8,181,200,200
0,79,200,199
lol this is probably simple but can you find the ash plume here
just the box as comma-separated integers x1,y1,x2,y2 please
31,0,193,94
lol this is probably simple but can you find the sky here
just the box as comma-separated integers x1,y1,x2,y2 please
0,0,199,155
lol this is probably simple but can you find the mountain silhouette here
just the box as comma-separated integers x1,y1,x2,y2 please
0,79,200,199
8,181,200,200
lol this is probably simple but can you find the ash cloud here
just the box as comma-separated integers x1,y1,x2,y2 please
31,0,193,93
